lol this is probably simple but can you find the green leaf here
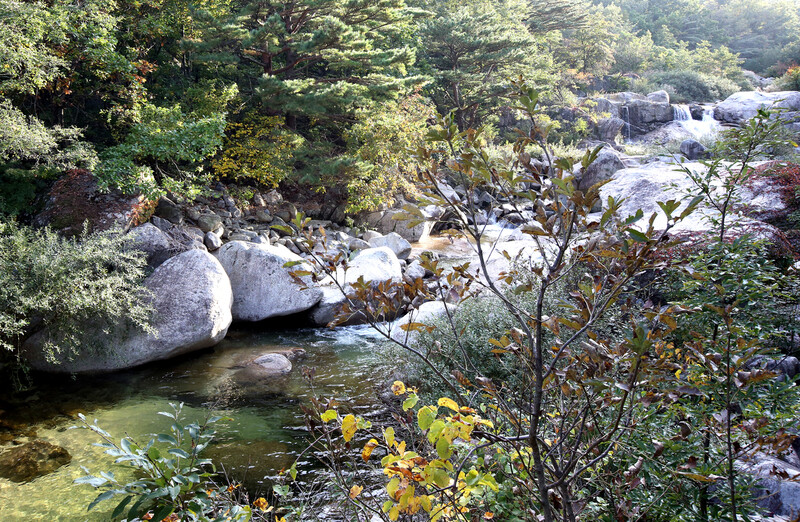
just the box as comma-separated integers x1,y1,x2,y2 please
157,433,178,445
111,496,132,518
402,394,419,411
147,446,161,461
627,229,649,243
151,504,175,521
417,406,437,430
436,437,452,459
87,490,116,511
168,448,191,459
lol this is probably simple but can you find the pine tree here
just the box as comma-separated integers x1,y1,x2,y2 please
417,0,551,130
201,0,423,124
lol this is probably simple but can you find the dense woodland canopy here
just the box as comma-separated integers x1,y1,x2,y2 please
1,0,798,215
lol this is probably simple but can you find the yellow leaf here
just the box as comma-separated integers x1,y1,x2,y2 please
384,427,396,448
438,398,460,412
320,409,337,423
349,485,364,499
391,381,407,396
362,439,379,462
342,414,357,442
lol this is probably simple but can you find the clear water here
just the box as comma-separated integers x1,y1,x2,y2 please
0,325,389,521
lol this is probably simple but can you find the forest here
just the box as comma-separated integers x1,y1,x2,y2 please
2,0,800,520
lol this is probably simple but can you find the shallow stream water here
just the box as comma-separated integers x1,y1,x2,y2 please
0,325,390,521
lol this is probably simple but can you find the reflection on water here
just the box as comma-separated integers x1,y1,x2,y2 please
0,325,389,521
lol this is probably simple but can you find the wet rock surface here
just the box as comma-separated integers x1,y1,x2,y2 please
0,440,71,483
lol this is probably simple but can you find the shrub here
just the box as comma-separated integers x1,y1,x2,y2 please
342,92,436,213
775,66,800,91
286,84,800,522
638,70,740,103
74,403,254,521
213,113,299,188
96,102,229,199
0,221,152,366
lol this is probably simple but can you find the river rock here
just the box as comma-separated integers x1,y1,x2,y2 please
346,247,403,285
306,285,347,327
404,259,426,282
714,91,800,125
197,213,223,233
215,241,322,322
739,453,800,519
679,139,709,160
204,231,222,251
0,440,71,482
22,249,233,373
576,147,625,192
368,232,412,260
154,197,184,225
235,353,293,378
128,223,178,268
361,208,432,242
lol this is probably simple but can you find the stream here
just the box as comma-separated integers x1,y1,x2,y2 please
0,325,391,521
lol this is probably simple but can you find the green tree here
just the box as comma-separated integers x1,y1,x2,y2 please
416,0,551,130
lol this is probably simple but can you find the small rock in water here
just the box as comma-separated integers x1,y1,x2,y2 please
0,440,71,482
231,353,293,384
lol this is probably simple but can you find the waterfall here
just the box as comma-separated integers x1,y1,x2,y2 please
673,105,720,138
622,105,631,140
673,104,692,121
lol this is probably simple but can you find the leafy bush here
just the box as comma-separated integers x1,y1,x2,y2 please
0,221,152,363
636,70,740,103
74,403,253,521
213,113,299,188
775,66,800,91
96,102,229,199
342,93,436,213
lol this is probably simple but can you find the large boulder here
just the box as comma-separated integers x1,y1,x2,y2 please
34,169,145,236
128,223,180,268
599,162,792,252
626,98,674,134
345,247,403,285
22,249,233,373
592,92,674,137
576,147,625,192
368,232,412,260
596,117,626,141
714,91,800,126
215,241,322,322
646,90,670,104
0,440,71,482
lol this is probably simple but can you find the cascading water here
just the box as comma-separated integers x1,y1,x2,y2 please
673,104,692,121
672,104,720,139
622,105,631,140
